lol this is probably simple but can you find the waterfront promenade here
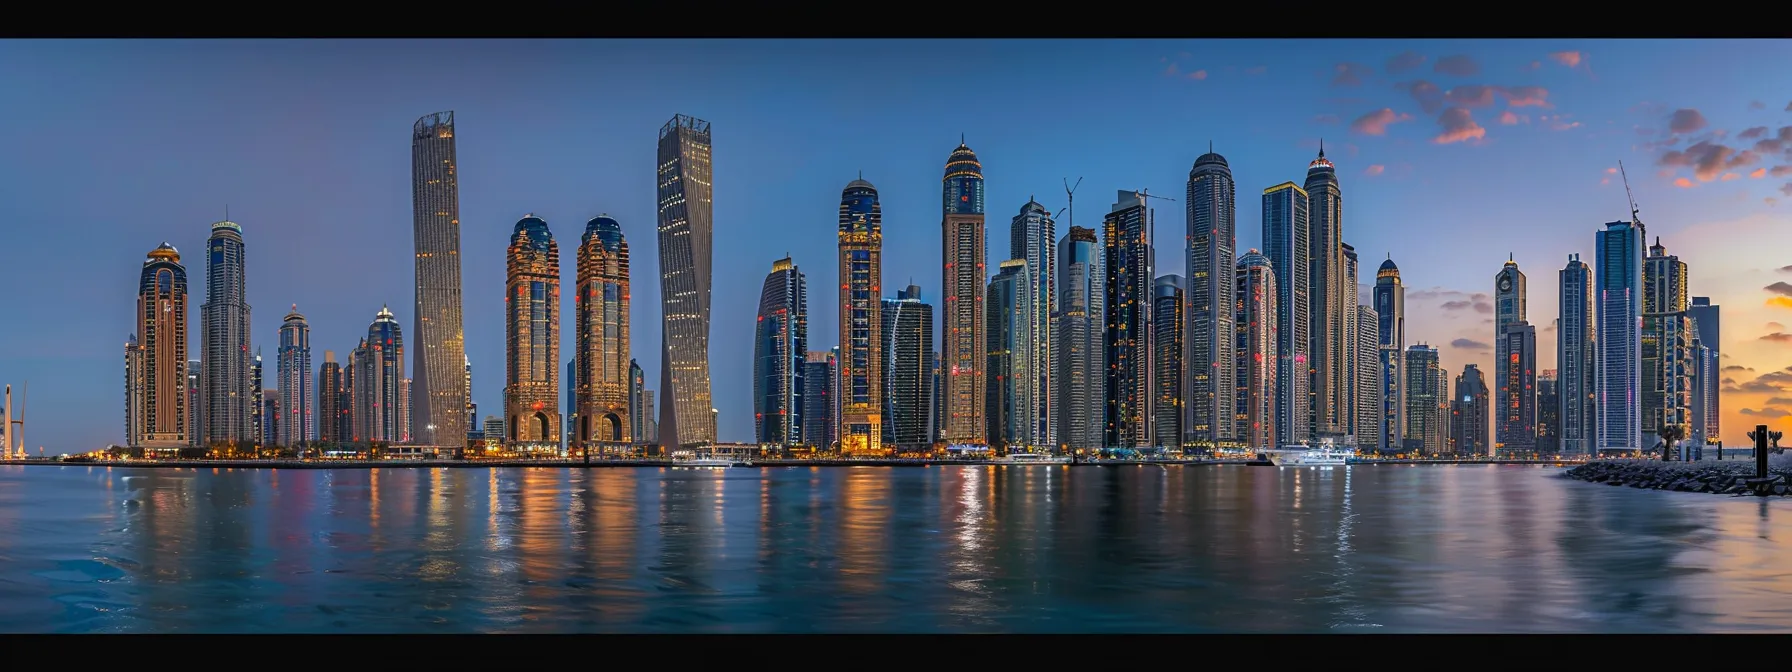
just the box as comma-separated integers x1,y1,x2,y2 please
0,456,1584,469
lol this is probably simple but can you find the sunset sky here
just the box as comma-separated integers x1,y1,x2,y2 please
1,39,1788,453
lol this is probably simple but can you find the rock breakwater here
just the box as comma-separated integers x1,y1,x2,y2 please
1564,456,1792,496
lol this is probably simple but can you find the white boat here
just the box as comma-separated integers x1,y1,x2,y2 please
669,451,733,469
995,452,1072,465
1265,442,1353,467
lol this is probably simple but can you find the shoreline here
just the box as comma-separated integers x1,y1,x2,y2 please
1564,457,1792,496
0,458,1583,470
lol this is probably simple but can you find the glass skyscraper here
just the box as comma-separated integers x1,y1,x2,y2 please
1236,251,1278,451
753,257,807,447
1596,220,1644,453
277,305,312,446
505,215,561,450
201,219,251,446
1186,150,1236,450
838,178,885,455
134,242,188,452
1103,191,1152,449
1262,183,1311,445
410,111,468,448
655,114,716,449
1055,226,1103,452
1305,147,1346,444
986,260,1031,451
1010,200,1055,450
1558,254,1596,456
1152,274,1185,450
940,140,987,445
882,285,933,451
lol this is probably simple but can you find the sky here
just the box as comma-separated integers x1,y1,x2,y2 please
2,39,1790,455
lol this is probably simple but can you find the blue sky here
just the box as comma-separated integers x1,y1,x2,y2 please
2,39,1789,453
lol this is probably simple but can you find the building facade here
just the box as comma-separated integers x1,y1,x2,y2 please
1596,220,1644,453
124,336,143,447
1403,345,1445,455
353,307,406,443
1688,296,1721,445
882,285,933,451
1558,254,1596,457
134,242,188,451
1493,256,1528,452
1354,303,1382,451
1186,151,1237,450
839,178,885,455
409,111,468,448
628,358,645,448
940,141,988,445
201,219,252,446
1305,147,1347,444
1262,182,1311,445
1235,251,1278,451
1103,191,1153,449
1642,237,1693,449
277,306,312,446
1374,257,1405,453
656,114,716,449
1010,200,1056,449
1499,321,1538,456
574,215,631,450
1451,364,1490,458
753,257,807,447
318,352,342,444
802,350,836,450
1152,274,1185,450
1537,369,1560,454
1055,226,1104,452
986,260,1032,451
505,215,561,449
250,351,263,448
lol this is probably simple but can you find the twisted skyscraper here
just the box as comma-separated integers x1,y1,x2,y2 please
409,111,469,448
655,115,715,449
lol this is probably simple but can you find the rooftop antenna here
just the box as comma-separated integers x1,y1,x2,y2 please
1063,177,1083,230
1618,160,1645,237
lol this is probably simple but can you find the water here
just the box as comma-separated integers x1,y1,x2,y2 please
2,463,1790,633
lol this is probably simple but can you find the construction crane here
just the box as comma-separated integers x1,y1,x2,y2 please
1137,189,1176,272
1618,160,1645,237
1062,177,1083,230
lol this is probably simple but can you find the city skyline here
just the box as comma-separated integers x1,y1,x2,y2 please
4,39,1792,453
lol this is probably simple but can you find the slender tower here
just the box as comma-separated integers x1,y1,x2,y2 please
940,139,988,445
505,215,562,450
1262,183,1311,444
655,114,715,449
1010,200,1056,449
1104,191,1153,449
1236,251,1278,450
1055,226,1104,452
1305,145,1346,444
1186,149,1237,451
754,257,807,447
277,305,313,446
201,219,251,447
136,242,188,453
1558,254,1596,457
354,306,405,443
1493,255,1528,453
574,215,632,452
1373,256,1405,453
410,111,468,448
1596,220,1644,454
840,177,886,455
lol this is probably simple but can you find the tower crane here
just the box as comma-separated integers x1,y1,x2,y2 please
1618,160,1645,237
1063,177,1083,230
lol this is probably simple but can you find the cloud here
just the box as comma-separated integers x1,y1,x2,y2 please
1780,265,1792,273
1445,85,1498,108
1752,101,1768,111
1741,407,1792,419
1333,63,1372,86
1774,322,1788,331
1163,63,1180,77
1474,300,1493,314
1245,65,1267,75
1737,370,1792,393
1400,80,1444,114
1668,108,1709,134
1771,197,1782,207
1548,51,1584,67
1441,300,1472,311
1773,166,1792,177
1769,397,1792,407
1784,182,1792,197
1723,172,1741,181
1434,55,1479,77
1752,127,1792,154
1351,108,1413,136
1787,101,1792,112
1364,164,1386,176
1387,52,1426,73
1767,282,1792,297
1409,288,1470,300
1451,338,1492,351
1499,86,1551,107
1188,70,1208,80
1542,114,1580,131
1313,113,1340,125
1499,111,1527,125
1754,168,1769,179
1724,365,1756,373
1674,177,1696,188
1433,107,1486,144
1770,297,1792,310
1741,126,1769,139
1659,141,1762,181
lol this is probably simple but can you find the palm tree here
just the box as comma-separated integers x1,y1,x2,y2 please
1658,423,1685,462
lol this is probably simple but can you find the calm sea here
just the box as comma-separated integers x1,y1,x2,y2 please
0,463,1788,633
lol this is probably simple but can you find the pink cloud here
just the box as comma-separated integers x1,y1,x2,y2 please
1606,167,1619,174
1770,197,1782,207
1188,70,1208,80
1432,107,1486,144
1498,111,1526,125
1668,108,1708,134
1741,126,1769,139
1674,177,1696,188
1773,165,1792,177
1444,85,1498,108
1659,141,1762,181
1350,108,1412,136
1364,164,1386,176
1542,114,1581,131
1753,168,1768,179
1399,80,1444,113
1499,86,1551,108
1722,172,1741,181
1163,63,1180,77
1549,51,1584,67
1332,63,1372,86
1434,55,1479,77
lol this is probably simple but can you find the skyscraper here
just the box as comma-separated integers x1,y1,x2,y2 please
987,260,1031,451
410,111,468,449
1451,364,1490,458
354,306,405,443
277,306,312,447
1642,237,1692,448
134,242,187,453
1354,303,1382,451
186,358,200,448
262,390,279,449
1690,338,1717,449
883,285,933,452
931,351,943,443
1558,254,1596,457
941,140,987,445
1055,226,1104,452
754,257,807,447
1404,345,1444,455
565,360,576,450
1341,243,1362,445
1493,256,1528,452
505,215,561,450
1596,220,1644,454
1688,296,1720,444
124,335,143,447
1374,256,1405,454
1263,182,1311,445
1305,146,1346,444
802,350,837,450
1010,200,1056,449
1186,150,1237,450
1103,191,1153,449
1499,322,1538,456
574,215,631,451
1537,369,1560,453
656,114,715,449
1153,274,1185,450
250,350,263,448
201,219,251,447
1236,251,1278,451
839,178,885,455
628,359,645,448
465,355,475,438
342,348,357,442
318,351,342,445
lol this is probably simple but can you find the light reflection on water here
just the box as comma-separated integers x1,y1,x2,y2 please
7,463,1792,632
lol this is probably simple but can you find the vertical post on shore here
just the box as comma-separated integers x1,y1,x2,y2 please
1756,424,1769,479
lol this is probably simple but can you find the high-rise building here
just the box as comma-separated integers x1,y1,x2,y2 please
133,242,188,453
1499,321,1538,456
505,215,561,450
277,306,312,447
1403,345,1445,455
628,359,645,448
125,335,143,447
1341,243,1361,445
1011,200,1056,449
656,114,716,450
1152,274,1185,450
1688,296,1721,445
1186,150,1237,450
987,260,1032,451
318,351,342,445
754,257,807,447
1236,251,1278,451
1305,146,1346,444
565,360,576,450
465,355,475,440
1642,238,1693,453
1558,254,1596,457
574,215,631,451
262,390,279,449
838,178,885,455
1493,256,1528,451
1596,219,1645,454
410,111,468,449
1690,339,1717,448
1537,369,1560,454
354,306,406,443
802,351,836,450
1104,191,1153,449
641,393,657,446
186,358,200,448
250,351,263,448
1354,303,1382,451
931,351,943,443
883,285,933,451
1262,182,1311,445
1374,256,1405,453
1055,226,1104,452
483,416,505,442
1450,364,1490,458
201,219,252,447
941,140,988,445
339,352,356,444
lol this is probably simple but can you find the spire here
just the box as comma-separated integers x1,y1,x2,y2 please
1209,140,1213,153
1509,252,1514,262
858,169,862,180
960,132,965,146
